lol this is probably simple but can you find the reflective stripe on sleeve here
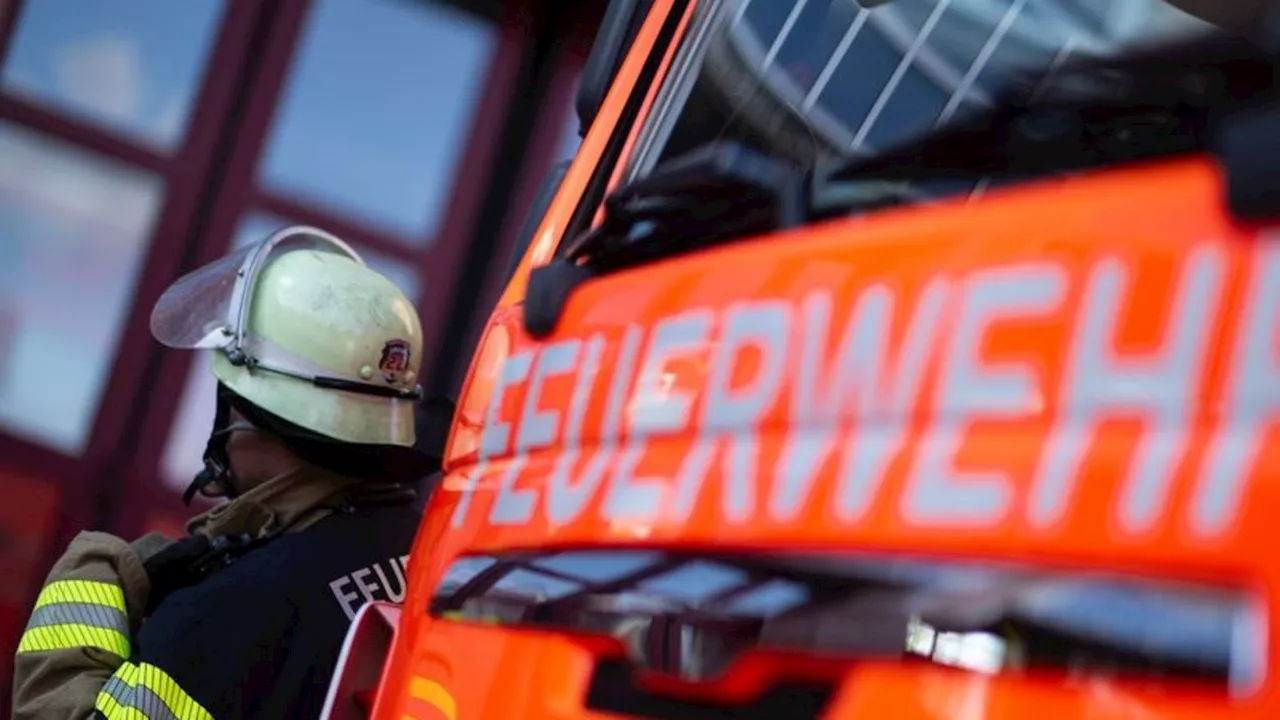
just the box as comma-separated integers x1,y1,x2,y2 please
35,579,128,612
95,664,146,720
17,580,132,657
27,602,130,634
16,624,130,657
95,661,214,720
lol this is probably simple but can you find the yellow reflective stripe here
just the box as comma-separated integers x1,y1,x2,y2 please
20,580,132,657
95,702,148,720
409,677,457,720
136,662,214,720
28,601,128,633
16,624,129,657
95,663,146,720
95,661,214,720
440,610,498,625
35,579,128,612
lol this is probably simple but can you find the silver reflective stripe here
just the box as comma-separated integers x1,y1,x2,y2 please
98,662,215,720
100,675,132,706
26,602,128,635
101,672,182,720
134,684,181,720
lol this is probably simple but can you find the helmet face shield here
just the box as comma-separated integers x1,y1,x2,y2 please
150,243,257,350
150,226,364,351
152,224,423,422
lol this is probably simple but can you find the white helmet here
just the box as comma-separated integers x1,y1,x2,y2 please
150,226,425,501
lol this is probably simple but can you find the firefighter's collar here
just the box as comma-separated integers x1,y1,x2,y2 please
187,466,362,540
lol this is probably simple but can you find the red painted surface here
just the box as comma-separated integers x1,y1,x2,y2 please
140,507,191,541
0,471,60,688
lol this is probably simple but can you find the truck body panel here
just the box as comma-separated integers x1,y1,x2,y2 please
343,0,1280,716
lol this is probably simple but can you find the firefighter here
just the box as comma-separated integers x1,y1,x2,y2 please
12,227,451,720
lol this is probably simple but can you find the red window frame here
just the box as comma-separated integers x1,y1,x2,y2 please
111,0,536,538
0,7,600,704
0,0,553,692
0,0,264,693
0,0,264,540
449,11,599,394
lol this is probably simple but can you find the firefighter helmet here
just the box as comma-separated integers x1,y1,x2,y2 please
150,226,425,501
151,225,423,446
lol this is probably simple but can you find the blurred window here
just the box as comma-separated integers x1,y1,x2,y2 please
556,106,582,163
140,507,191,540
257,0,496,246
159,210,422,489
1,0,226,150
555,71,584,162
532,551,659,584
637,561,748,605
629,0,1215,179
0,122,164,453
230,212,423,299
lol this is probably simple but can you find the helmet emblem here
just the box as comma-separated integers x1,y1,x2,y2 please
378,339,412,384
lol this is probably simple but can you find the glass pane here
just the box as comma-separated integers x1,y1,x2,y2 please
556,104,582,162
1,0,226,150
159,210,423,490
258,0,496,245
0,122,164,452
639,0,1217,175
231,211,423,301
438,549,1257,691
556,72,583,161
768,0,863,94
741,0,794,47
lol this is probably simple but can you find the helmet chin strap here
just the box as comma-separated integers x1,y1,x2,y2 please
183,388,254,506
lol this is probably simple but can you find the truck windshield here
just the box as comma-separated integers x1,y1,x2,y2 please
626,0,1223,184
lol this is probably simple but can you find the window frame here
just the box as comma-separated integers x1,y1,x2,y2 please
617,0,898,178
552,0,698,260
115,0,535,528
0,0,264,696
0,0,542,685
0,0,262,512
455,43,588,394
612,0,1190,178
622,0,737,182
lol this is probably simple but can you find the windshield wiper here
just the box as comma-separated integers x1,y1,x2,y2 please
563,142,807,264
525,142,807,338
823,30,1276,208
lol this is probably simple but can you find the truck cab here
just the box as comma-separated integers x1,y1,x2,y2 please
331,0,1280,717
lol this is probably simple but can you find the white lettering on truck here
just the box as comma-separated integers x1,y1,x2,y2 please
1196,242,1280,536
905,264,1066,527
449,244,1275,539
1029,245,1224,531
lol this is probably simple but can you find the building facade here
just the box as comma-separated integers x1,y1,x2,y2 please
0,0,598,694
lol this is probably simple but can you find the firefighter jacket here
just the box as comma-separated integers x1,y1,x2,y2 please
12,467,420,720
